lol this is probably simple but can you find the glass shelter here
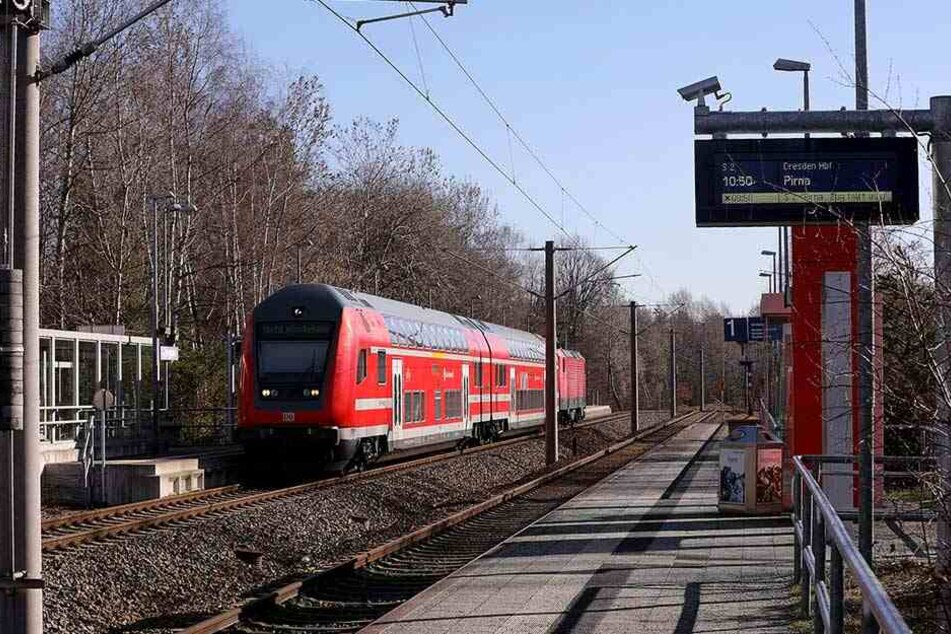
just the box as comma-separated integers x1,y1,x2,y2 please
39,328,154,443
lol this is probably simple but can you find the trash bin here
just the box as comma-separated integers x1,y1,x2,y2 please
718,424,784,514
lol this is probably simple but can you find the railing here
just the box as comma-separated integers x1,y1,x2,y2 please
40,405,92,443
759,398,783,439
162,408,236,447
40,406,237,451
792,455,911,634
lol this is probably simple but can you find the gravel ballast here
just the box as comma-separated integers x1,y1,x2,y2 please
44,410,671,634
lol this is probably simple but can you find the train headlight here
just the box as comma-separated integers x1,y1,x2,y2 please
261,388,277,398
304,388,320,398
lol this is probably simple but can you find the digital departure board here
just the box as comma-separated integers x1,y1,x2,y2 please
694,137,919,226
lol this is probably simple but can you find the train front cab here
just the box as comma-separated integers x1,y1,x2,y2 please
238,285,371,472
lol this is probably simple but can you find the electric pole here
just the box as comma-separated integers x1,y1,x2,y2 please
544,240,558,465
0,4,44,633
853,3,876,599
630,301,638,434
700,347,705,412
669,326,677,418
934,95,951,634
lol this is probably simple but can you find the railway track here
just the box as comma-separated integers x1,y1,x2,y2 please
41,409,640,553
181,408,718,634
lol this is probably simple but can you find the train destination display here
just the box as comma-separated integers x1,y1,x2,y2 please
694,137,919,226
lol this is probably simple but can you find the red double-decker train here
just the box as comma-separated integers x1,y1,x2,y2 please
237,284,586,471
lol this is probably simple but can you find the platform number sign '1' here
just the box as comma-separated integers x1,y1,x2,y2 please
723,318,749,343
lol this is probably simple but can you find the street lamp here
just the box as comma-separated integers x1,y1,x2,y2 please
773,58,811,111
761,249,777,291
147,192,197,453
774,58,810,302
759,271,774,293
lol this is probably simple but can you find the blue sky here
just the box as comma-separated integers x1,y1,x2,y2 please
227,1,949,312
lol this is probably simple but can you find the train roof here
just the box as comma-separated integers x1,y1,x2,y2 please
257,284,584,360
334,285,544,345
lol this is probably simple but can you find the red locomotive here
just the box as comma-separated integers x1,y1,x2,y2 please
237,284,586,470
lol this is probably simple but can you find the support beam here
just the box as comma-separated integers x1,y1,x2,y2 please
694,106,934,136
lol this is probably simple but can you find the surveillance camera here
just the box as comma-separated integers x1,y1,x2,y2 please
677,76,722,106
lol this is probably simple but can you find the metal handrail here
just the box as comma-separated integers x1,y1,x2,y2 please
758,397,786,442
792,455,911,634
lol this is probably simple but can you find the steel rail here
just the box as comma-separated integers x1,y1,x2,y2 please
178,408,715,634
41,485,243,532
41,409,638,552
792,455,912,634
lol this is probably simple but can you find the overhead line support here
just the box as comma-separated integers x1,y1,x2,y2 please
544,240,558,466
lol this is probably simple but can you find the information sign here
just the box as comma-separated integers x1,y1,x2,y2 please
748,317,765,342
723,317,749,343
695,137,919,226
767,323,784,342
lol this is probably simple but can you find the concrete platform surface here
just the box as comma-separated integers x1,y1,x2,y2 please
362,418,797,634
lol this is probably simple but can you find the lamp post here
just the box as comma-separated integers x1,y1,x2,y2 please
759,271,773,294
761,249,777,291
773,58,810,301
147,193,196,453
773,58,811,113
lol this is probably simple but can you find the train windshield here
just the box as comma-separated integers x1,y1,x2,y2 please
257,341,330,382
256,320,334,385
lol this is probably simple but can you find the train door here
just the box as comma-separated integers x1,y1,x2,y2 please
391,359,404,440
462,364,470,434
509,366,516,428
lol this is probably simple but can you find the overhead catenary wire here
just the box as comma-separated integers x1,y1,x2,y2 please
407,15,430,98
409,2,630,246
556,246,637,299
441,248,542,299
37,0,179,80
309,0,572,239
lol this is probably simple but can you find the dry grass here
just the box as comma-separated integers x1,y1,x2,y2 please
790,558,942,633
845,559,940,633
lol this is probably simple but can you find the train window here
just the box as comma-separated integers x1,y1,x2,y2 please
399,320,411,345
357,349,367,384
475,362,483,387
403,391,426,423
416,323,426,347
496,365,506,387
444,390,462,419
377,351,387,384
434,391,442,419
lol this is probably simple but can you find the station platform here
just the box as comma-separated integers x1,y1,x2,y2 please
363,417,797,634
